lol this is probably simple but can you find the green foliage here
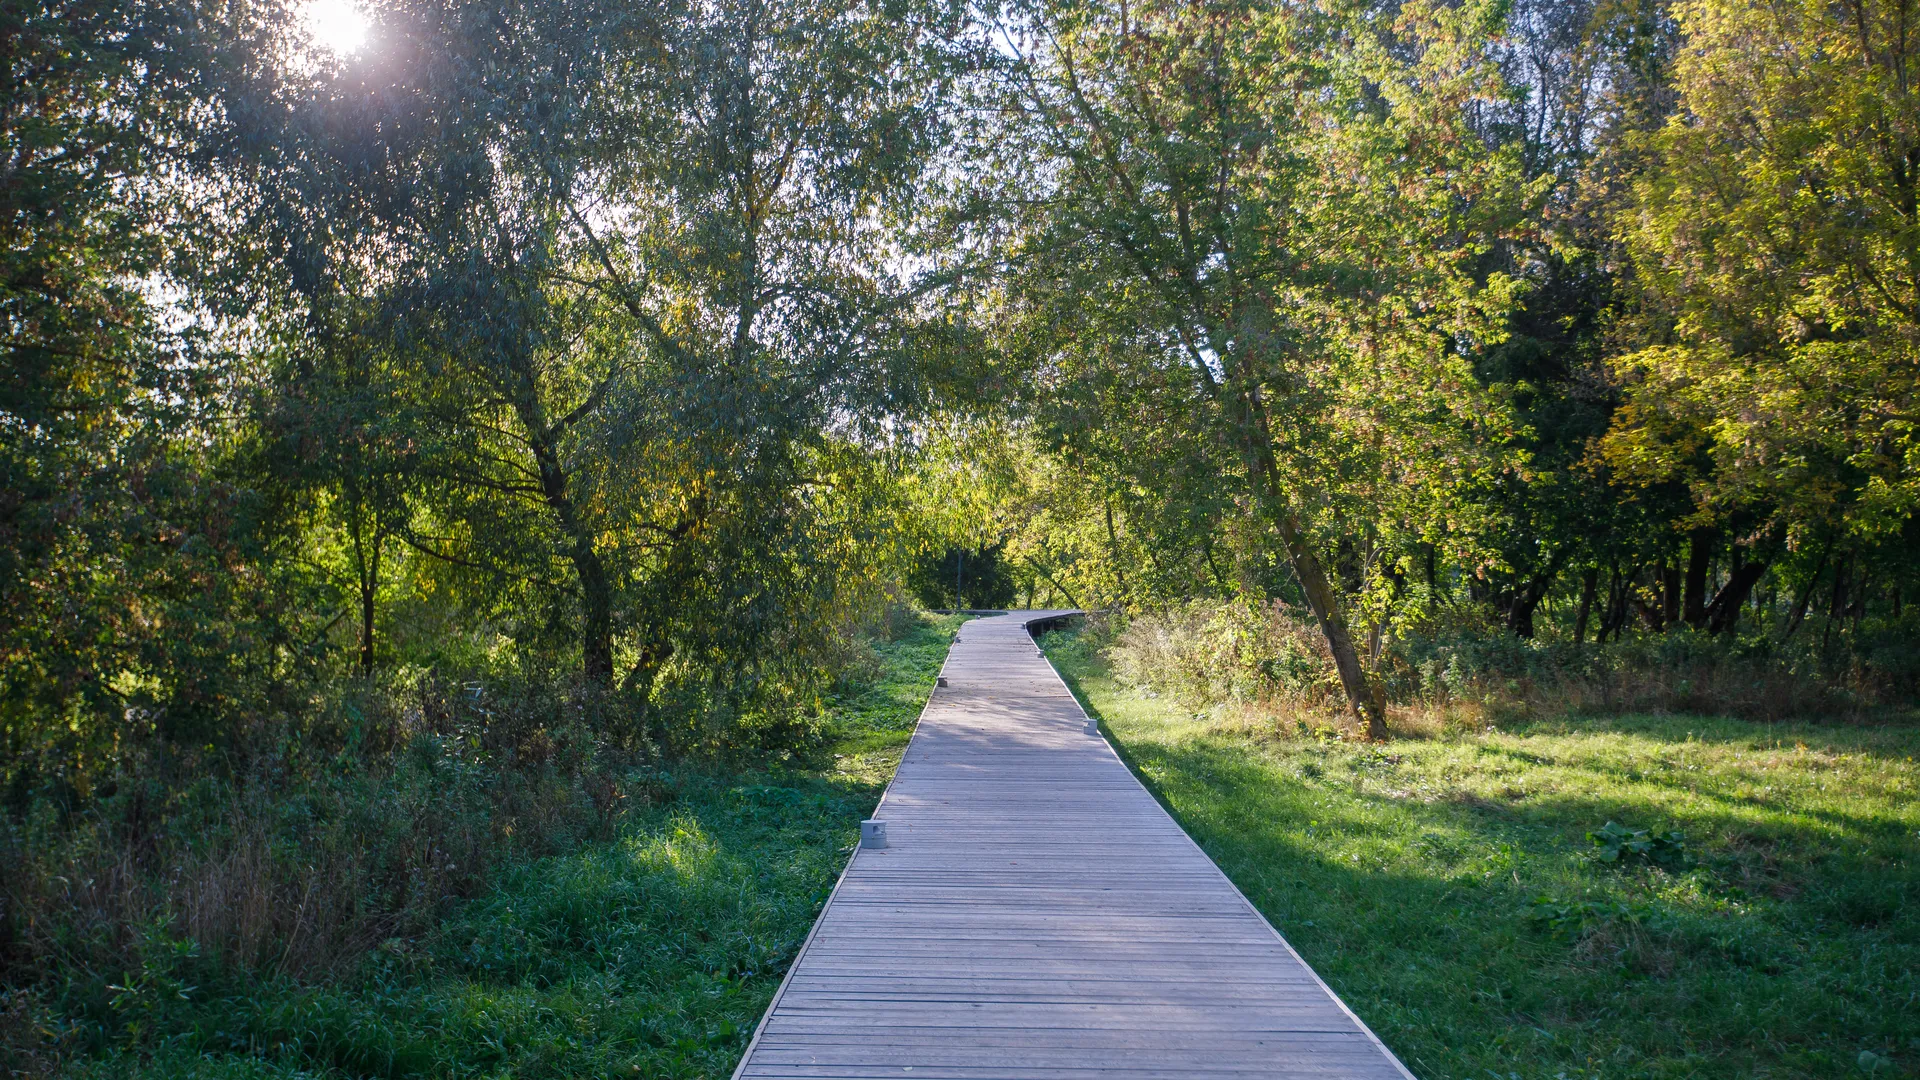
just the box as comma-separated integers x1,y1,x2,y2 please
1527,894,1642,943
2,675,611,993
1587,821,1691,869
826,612,968,751
3,0,970,829
1095,591,1918,739
9,0,1920,1069
905,544,1018,610
0,0,316,778
932,0,1920,730
1612,0,1920,546
956,0,1536,729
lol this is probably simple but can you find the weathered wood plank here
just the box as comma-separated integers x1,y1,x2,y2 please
730,611,1415,1080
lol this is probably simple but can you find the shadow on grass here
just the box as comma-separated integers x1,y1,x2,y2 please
1052,647,1920,1080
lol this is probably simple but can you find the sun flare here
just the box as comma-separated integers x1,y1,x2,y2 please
303,0,370,55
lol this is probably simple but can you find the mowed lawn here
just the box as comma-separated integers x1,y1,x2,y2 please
1041,628,1920,1080
50,615,963,1080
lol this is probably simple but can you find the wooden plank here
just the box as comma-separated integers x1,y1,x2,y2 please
730,611,1416,1080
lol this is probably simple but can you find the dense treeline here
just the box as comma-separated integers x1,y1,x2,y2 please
3,0,968,775
2,0,1917,1042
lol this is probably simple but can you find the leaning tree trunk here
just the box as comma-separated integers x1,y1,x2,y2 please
1273,511,1390,739
1232,384,1388,740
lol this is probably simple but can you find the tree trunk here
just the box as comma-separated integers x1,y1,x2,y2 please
528,434,615,689
1706,557,1767,634
1232,386,1387,739
1036,570,1083,611
344,489,383,678
1274,512,1388,739
1599,561,1629,642
571,531,615,687
502,337,616,690
1201,536,1230,592
1660,562,1681,628
359,566,378,676
1828,552,1852,620
1782,543,1830,641
1573,568,1597,644
1506,550,1569,639
1682,528,1712,627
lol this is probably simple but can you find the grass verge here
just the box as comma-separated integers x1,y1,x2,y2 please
1042,625,1920,1080
20,614,964,1080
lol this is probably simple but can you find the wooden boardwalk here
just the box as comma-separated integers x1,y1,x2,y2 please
733,611,1415,1079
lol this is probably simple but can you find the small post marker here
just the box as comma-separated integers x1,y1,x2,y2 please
860,819,888,849
1084,718,1100,736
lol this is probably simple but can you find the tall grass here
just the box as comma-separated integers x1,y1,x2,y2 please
1100,599,1917,736
1,678,616,1015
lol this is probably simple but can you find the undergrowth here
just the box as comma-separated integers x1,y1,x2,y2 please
1098,599,1920,737
1,612,963,1078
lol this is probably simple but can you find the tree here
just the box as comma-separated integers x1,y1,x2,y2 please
1609,0,1920,595
970,0,1531,736
233,0,968,706
0,0,320,754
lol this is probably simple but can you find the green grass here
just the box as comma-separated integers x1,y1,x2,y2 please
1041,626,1920,1080
45,613,965,1080
822,613,967,760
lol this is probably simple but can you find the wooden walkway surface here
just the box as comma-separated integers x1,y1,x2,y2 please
733,610,1416,1079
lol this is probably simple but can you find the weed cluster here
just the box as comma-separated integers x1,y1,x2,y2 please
1,677,615,999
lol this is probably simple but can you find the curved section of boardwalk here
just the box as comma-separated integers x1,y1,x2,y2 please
734,611,1415,1080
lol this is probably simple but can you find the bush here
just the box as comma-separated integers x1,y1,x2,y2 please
1109,600,1342,709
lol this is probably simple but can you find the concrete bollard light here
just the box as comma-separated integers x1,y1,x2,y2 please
1084,718,1100,736
860,819,888,849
